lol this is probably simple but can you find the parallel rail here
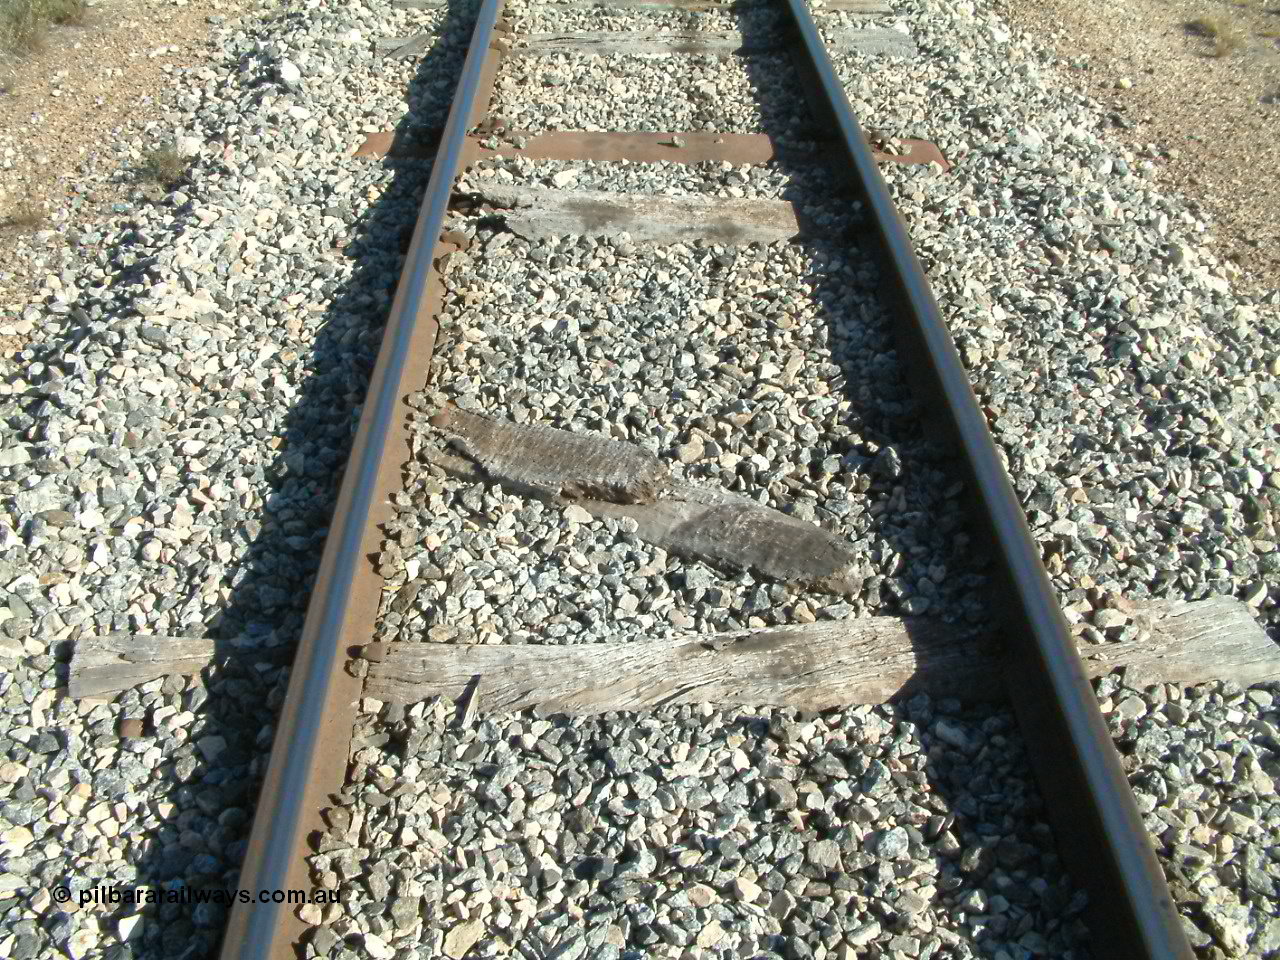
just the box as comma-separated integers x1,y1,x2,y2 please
219,1,508,955
221,1,1194,958
779,2,1191,956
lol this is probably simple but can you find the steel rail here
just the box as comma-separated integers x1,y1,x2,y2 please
218,2,505,958
775,2,1192,957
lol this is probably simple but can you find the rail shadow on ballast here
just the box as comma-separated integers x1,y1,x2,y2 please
729,4,1095,957
122,1,486,957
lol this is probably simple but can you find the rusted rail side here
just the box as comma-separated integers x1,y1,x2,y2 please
774,1,1193,957
217,3,507,959
222,0,1194,957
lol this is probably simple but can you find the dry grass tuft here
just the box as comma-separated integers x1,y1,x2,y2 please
1189,17,1245,56
1,194,46,233
0,0,88,56
1189,16,1223,38
141,145,186,185
1212,26,1245,56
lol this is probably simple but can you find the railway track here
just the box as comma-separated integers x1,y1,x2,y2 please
217,1,1203,957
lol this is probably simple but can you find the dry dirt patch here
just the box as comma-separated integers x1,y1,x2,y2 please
0,0,263,353
997,0,1280,295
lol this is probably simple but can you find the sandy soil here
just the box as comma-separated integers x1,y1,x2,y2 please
997,0,1280,296
0,0,260,352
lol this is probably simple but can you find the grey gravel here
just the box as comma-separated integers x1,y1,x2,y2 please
340,0,1279,954
507,1,786,39
490,50,811,140
314,694,1090,960
385,155,986,644
825,0,1280,634
0,0,1274,957
825,1,1280,951
460,153,798,201
0,0,481,957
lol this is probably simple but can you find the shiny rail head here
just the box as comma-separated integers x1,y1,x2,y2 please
772,1,1193,957
217,2,509,960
